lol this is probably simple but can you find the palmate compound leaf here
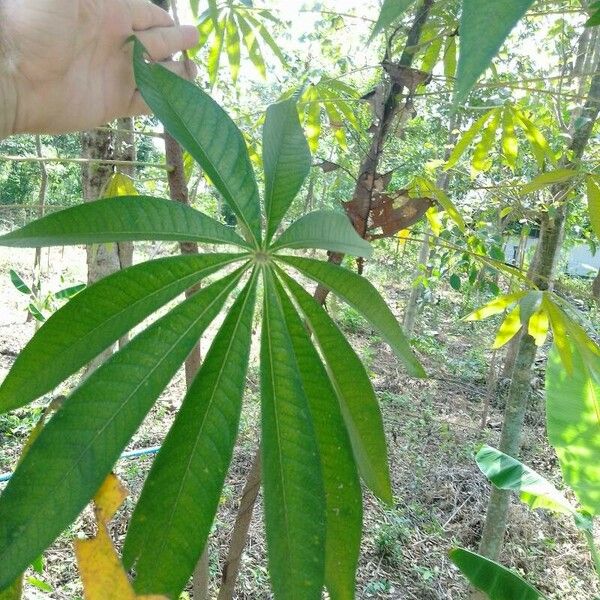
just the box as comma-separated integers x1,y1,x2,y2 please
260,268,326,600
132,37,262,246
123,272,258,598
277,269,392,504
263,94,312,243
0,253,247,412
0,196,247,248
276,255,426,378
271,210,373,257
0,267,247,590
273,273,362,600
546,340,600,515
449,548,545,600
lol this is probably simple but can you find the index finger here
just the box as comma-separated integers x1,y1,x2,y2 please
130,0,174,30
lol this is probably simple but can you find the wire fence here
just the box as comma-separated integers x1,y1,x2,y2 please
0,203,74,232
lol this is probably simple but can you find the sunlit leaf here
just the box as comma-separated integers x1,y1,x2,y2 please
225,17,241,84
492,305,522,349
586,175,600,239
464,291,527,321
476,445,579,519
501,105,519,170
472,108,501,173
527,308,549,347
237,14,267,78
520,169,578,196
444,110,495,170
546,341,600,515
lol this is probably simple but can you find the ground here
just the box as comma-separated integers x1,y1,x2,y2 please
0,244,598,599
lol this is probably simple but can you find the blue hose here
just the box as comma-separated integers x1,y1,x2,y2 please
0,445,161,484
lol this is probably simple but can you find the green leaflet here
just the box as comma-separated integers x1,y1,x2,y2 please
0,268,246,590
444,110,495,170
0,254,245,412
278,270,392,504
472,108,501,172
276,255,426,378
0,196,248,249
586,175,600,239
501,106,519,170
225,17,241,84
237,14,266,78
271,210,373,257
124,272,258,599
476,445,579,520
370,0,418,40
454,0,535,105
520,169,578,196
450,548,545,599
546,342,600,515
274,274,362,600
260,269,326,600
132,38,262,246
243,12,287,67
263,96,312,242
207,19,225,86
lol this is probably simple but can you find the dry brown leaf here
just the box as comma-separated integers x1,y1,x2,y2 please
382,61,432,93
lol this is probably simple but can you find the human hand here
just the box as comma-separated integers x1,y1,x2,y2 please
0,0,198,136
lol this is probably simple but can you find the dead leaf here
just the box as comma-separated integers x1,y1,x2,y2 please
316,160,341,173
382,61,432,93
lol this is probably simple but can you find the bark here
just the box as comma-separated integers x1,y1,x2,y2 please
479,47,600,560
313,0,434,304
31,135,47,325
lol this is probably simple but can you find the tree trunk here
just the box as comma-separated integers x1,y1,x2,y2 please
115,117,136,349
31,135,47,326
81,128,120,372
313,0,434,304
479,49,600,560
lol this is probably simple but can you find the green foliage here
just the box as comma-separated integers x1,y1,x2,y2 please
370,0,418,41
192,3,286,85
449,547,545,599
546,340,600,516
476,445,589,528
0,37,424,599
454,0,535,105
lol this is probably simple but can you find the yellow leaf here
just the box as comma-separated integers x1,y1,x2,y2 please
104,173,139,198
94,473,128,524
425,207,442,236
543,297,573,373
76,527,137,600
463,291,527,321
492,305,522,349
528,308,549,346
